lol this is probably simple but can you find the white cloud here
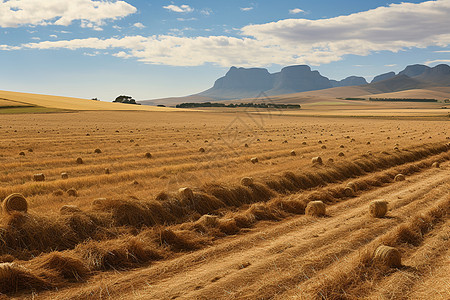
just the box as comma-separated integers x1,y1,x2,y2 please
200,8,212,16
289,8,304,14
0,0,136,28
177,17,197,21
3,0,450,68
133,22,145,29
434,50,450,53
424,59,450,64
163,5,193,13
240,7,253,11
384,64,397,67
50,34,58,38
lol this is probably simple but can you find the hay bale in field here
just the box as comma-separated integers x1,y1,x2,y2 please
32,252,89,282
302,141,307,145
66,188,78,197
240,177,254,186
321,145,327,149
338,152,345,157
432,162,440,168
178,187,194,200
76,157,83,164
197,214,219,227
373,245,401,267
28,149,33,152
344,187,354,197
244,143,249,148
311,156,322,165
290,150,296,156
340,145,345,148
145,152,152,158
60,205,82,214
305,201,326,216
369,200,388,218
394,174,405,181
92,198,107,206
133,180,139,185
61,172,69,179
33,173,45,182
318,140,322,144
94,148,102,154
346,182,357,192
327,158,334,163
2,193,28,214
393,146,399,151
199,147,205,153
250,157,259,164
19,151,25,156
104,168,110,174
367,141,371,145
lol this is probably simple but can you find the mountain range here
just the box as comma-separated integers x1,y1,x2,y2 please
140,63,450,105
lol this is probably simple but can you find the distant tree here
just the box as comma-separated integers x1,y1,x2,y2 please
91,97,99,101
114,95,133,103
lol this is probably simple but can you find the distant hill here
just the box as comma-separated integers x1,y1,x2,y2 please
139,63,450,106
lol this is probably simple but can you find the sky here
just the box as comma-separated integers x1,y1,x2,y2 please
1,0,450,102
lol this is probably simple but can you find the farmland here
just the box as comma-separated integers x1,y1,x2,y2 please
0,108,449,299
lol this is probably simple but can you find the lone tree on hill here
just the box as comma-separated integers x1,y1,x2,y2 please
113,95,139,104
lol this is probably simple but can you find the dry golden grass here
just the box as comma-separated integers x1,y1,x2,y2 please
0,108,448,298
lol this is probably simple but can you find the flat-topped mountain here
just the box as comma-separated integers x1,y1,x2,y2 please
197,65,362,100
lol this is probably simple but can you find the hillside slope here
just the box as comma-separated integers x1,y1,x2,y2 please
0,90,177,111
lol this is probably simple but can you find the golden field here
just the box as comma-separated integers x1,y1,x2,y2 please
0,97,449,299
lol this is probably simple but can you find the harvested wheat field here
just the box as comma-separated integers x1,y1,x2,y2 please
0,109,449,299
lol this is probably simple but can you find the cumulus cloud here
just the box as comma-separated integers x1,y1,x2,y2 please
0,0,136,28
289,8,304,14
133,22,145,29
163,5,193,13
240,7,253,11
3,0,450,67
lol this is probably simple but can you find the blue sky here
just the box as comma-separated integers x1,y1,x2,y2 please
1,0,450,101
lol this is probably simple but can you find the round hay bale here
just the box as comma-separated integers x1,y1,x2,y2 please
338,152,345,157
346,182,358,192
28,149,33,152
76,157,83,164
290,150,296,156
340,145,345,148
393,146,399,151
133,180,139,185
250,157,259,164
321,145,327,149
197,214,219,227
104,168,110,174
394,174,405,182
66,188,78,197
373,245,401,267
33,173,45,182
311,156,323,165
327,158,334,163
244,143,249,148
432,162,440,168
19,151,25,156
61,172,69,179
60,205,82,214
240,177,254,186
318,140,322,144
305,201,326,217
369,200,388,218
302,141,307,145
178,187,194,200
2,193,28,214
367,141,371,145
145,152,152,158
94,148,102,154
199,147,205,153
92,198,107,206
344,187,354,197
